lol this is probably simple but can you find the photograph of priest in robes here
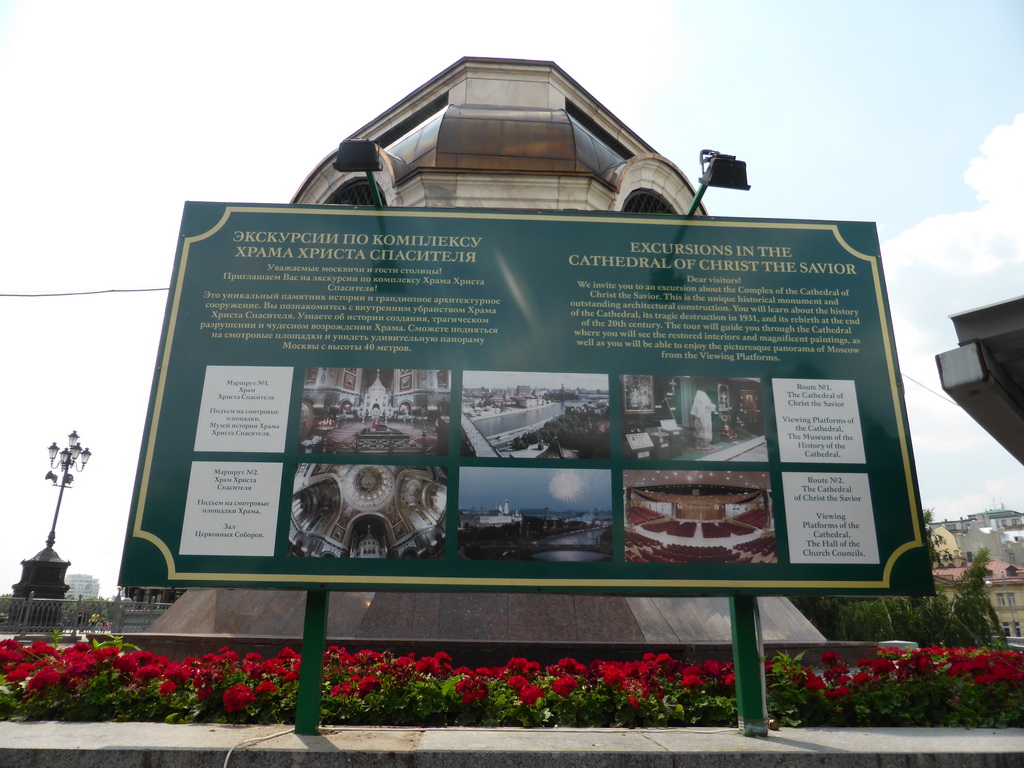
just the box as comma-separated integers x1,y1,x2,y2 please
619,375,767,462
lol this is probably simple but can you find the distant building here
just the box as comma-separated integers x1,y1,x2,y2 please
930,508,1024,640
933,560,1022,639
930,508,1024,566
65,573,100,599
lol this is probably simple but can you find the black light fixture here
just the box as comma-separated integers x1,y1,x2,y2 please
333,139,382,173
333,139,385,208
699,149,750,190
685,149,751,216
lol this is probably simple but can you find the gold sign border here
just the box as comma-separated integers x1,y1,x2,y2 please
130,206,923,592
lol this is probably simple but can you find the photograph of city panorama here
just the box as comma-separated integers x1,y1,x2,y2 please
289,463,446,559
298,368,450,455
458,467,613,562
461,371,610,459
625,470,777,564
621,375,766,462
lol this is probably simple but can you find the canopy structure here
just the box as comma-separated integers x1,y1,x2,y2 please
936,294,1024,465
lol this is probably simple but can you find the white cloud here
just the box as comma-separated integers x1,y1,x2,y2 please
883,114,1024,278
965,114,1024,206
882,113,1024,518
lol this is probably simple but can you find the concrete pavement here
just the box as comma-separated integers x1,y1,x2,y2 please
0,723,1021,767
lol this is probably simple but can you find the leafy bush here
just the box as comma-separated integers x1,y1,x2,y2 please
1,638,1021,727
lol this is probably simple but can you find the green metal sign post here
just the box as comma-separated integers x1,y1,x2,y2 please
730,595,768,736
295,590,329,735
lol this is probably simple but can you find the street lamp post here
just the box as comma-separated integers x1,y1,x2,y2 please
685,149,751,216
43,430,93,550
11,431,93,599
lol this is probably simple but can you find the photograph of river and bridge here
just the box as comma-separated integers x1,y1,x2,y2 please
460,371,610,459
624,470,778,564
458,467,612,562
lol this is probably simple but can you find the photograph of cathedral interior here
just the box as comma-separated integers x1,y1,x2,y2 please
298,368,450,455
289,463,446,559
461,371,610,459
457,467,612,561
621,375,766,462
624,470,777,564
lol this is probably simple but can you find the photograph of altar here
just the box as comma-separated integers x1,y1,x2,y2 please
621,375,766,462
624,469,777,564
297,367,450,455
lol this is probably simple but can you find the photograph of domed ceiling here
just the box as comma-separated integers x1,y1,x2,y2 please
289,464,446,560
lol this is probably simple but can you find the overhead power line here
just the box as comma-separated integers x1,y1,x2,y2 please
902,373,957,406
0,287,966,409
0,288,169,297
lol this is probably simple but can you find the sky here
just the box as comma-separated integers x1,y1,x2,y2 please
460,467,612,511
1,1,1021,597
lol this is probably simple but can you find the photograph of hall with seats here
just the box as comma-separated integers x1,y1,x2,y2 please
621,375,766,462
624,469,777,564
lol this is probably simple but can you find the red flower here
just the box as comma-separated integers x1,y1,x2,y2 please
255,681,277,695
506,675,529,691
804,674,826,691
357,675,381,697
158,681,177,696
28,641,57,657
681,674,703,687
824,685,851,699
518,685,544,706
135,664,163,681
602,666,626,687
870,658,896,675
551,676,578,697
222,684,256,713
4,664,35,683
25,667,60,692
552,657,587,675
627,695,639,709
455,677,488,704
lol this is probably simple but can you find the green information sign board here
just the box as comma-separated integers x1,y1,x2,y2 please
119,202,932,596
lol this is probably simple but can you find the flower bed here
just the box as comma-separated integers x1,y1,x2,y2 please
1,638,1022,727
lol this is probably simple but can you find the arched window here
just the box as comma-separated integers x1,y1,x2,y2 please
327,179,385,207
622,189,675,214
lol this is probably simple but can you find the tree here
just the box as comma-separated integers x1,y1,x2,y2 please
791,512,1002,648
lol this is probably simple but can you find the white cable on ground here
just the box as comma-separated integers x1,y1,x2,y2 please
223,727,295,768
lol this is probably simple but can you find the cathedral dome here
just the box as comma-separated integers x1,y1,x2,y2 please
383,104,627,187
292,58,700,213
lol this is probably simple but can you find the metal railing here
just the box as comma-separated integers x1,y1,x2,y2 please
0,594,171,638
